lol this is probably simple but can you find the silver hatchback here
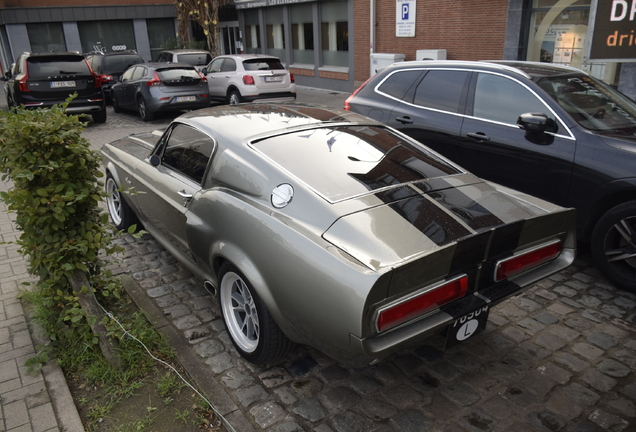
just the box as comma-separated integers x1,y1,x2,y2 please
202,54,296,105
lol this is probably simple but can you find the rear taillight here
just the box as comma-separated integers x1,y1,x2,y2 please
100,74,114,84
494,240,562,282
290,72,295,83
147,71,161,86
19,64,30,92
376,275,468,332
243,75,255,86
198,71,208,83
344,74,375,110
86,59,102,88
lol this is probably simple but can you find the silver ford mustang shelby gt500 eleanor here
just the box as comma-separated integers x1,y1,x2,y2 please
101,104,576,366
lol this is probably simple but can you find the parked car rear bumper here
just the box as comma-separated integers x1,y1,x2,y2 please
242,92,297,103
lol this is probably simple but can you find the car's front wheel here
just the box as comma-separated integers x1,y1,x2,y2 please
92,108,107,124
105,173,139,231
227,89,242,105
138,97,154,121
219,263,293,364
591,200,636,293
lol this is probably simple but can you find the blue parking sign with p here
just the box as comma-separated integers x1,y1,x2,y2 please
402,4,409,19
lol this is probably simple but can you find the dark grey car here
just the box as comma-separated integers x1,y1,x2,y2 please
110,62,210,121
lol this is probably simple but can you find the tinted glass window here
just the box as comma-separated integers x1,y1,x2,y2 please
178,53,212,66
473,73,553,125
122,67,135,81
162,124,214,184
243,58,285,71
132,67,145,80
378,70,422,100
254,125,460,202
208,58,225,73
157,68,200,80
102,55,144,74
221,58,236,72
413,70,469,114
27,56,90,78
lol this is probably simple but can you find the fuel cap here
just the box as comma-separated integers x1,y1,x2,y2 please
271,184,294,208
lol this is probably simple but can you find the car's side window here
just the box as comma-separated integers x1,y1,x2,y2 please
132,66,145,80
413,70,470,114
472,73,555,126
208,58,224,73
162,124,215,184
221,58,236,72
121,67,135,81
377,70,423,100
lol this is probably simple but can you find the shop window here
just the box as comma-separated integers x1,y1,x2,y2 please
244,9,261,54
78,20,136,54
291,3,314,64
147,18,176,61
27,23,66,53
265,7,286,63
321,0,348,67
414,70,469,114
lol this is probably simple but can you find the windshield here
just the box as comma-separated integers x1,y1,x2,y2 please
538,74,636,132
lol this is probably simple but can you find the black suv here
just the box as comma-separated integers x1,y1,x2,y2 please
85,50,144,101
3,51,107,123
346,60,636,293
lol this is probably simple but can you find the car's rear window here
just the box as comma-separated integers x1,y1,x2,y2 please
27,56,90,78
243,59,285,71
156,68,201,81
253,125,461,202
178,53,212,66
102,55,144,74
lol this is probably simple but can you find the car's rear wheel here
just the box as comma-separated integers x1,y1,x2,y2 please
112,94,121,113
219,263,293,364
138,97,154,121
92,108,107,124
105,173,139,231
591,201,636,293
227,89,242,105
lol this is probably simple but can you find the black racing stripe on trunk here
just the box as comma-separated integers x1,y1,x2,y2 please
449,230,492,280
373,185,421,203
429,189,504,232
488,220,525,258
387,196,472,246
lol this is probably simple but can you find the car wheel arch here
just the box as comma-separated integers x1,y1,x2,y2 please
582,180,636,241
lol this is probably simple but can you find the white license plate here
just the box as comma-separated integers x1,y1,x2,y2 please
176,96,196,102
50,81,76,88
264,76,283,82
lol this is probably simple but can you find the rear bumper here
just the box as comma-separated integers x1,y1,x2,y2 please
147,95,210,113
18,98,105,114
348,244,576,365
242,92,297,103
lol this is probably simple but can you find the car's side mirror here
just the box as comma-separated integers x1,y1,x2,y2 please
201,67,208,74
517,112,556,145
150,155,161,166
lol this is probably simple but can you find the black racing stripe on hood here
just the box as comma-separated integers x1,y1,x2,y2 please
428,189,504,232
387,196,472,246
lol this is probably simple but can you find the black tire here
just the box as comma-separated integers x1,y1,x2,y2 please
591,200,636,293
138,97,154,121
112,94,121,113
105,173,139,231
92,108,107,124
219,263,294,364
227,89,242,105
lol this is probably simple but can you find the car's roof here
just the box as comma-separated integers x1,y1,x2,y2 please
381,59,588,81
176,103,380,142
161,49,211,54
88,50,141,57
24,51,83,58
135,62,197,69
216,54,281,61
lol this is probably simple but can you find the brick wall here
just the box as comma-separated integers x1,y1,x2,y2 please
354,0,509,85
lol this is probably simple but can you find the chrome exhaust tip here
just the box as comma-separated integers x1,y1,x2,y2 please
203,280,217,295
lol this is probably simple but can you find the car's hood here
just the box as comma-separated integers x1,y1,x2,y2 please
323,178,573,272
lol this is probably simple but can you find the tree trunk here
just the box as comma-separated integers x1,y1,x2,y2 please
67,270,122,370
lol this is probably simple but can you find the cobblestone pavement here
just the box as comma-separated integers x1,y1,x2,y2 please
83,90,636,432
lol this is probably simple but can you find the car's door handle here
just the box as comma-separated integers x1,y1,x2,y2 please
396,116,414,125
178,190,193,206
466,132,491,142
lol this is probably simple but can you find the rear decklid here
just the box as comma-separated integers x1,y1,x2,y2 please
25,55,98,101
242,58,292,90
156,66,203,92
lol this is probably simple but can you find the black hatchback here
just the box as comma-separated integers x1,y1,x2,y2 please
85,50,145,102
3,51,107,123
346,60,636,293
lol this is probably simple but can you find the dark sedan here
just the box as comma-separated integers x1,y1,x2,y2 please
111,62,210,121
346,60,636,293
